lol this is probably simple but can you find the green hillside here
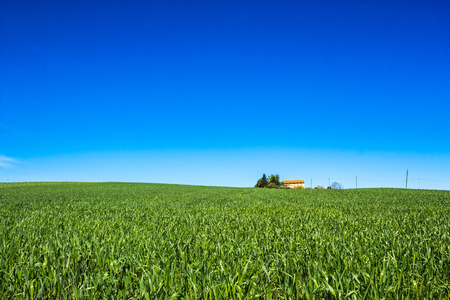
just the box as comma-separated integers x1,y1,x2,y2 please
1,182,449,299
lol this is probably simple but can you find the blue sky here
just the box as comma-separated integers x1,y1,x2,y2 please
1,0,450,189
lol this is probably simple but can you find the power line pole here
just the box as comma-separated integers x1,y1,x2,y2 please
406,169,409,189
328,178,330,187
356,176,358,189
419,178,421,189
311,179,312,189
341,177,343,189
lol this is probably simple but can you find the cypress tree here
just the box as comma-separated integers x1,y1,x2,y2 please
261,173,268,187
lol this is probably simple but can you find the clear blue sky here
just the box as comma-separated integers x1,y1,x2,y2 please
1,0,449,189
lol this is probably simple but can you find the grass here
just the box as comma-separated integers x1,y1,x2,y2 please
0,182,449,299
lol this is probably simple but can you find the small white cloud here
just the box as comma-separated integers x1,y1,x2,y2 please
0,155,18,168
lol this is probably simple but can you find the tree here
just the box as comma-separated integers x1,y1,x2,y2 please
255,173,269,188
330,182,341,189
268,174,281,187
315,185,325,189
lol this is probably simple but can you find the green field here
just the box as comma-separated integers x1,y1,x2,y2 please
1,182,449,299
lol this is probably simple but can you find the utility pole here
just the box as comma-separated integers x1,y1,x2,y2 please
419,178,421,189
311,179,313,189
405,169,408,189
328,178,330,187
356,176,358,189
341,177,343,189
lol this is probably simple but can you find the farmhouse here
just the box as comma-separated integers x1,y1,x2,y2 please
282,180,305,189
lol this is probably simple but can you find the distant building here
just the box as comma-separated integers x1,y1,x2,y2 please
282,180,305,189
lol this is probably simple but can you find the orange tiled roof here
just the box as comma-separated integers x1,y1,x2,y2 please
282,180,305,184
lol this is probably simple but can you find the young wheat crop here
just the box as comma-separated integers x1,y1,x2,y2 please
0,182,449,298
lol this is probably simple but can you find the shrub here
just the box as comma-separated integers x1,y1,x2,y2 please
268,183,278,189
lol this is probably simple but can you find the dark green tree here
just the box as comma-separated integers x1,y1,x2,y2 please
255,173,269,188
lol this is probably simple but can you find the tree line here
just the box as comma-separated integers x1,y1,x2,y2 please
255,173,342,189
254,174,285,189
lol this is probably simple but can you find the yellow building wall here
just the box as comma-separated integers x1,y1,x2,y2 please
286,183,305,188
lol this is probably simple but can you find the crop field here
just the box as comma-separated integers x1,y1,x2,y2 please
0,182,449,299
